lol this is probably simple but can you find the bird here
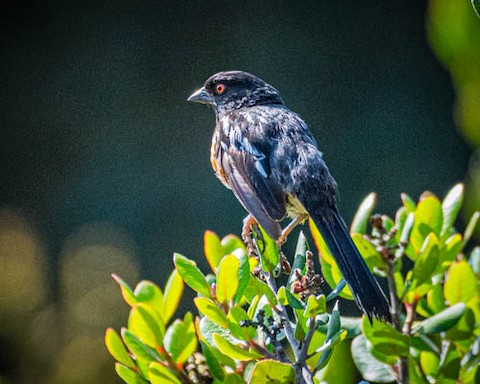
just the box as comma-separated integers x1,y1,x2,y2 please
188,71,391,322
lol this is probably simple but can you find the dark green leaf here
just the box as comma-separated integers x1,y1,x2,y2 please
412,303,465,335
200,341,225,381
351,193,376,234
472,0,480,19
351,335,396,383
326,279,347,301
105,328,135,369
248,360,295,383
445,306,475,341
285,287,304,309
173,253,211,298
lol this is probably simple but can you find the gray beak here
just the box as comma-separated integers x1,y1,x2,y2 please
187,87,212,104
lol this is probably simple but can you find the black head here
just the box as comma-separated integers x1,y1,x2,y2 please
187,71,283,113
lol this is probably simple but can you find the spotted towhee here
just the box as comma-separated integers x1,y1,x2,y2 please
188,71,391,322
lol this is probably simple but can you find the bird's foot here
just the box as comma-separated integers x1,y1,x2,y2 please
242,214,258,257
276,214,308,246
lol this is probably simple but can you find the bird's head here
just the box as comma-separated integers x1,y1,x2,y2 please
187,71,283,113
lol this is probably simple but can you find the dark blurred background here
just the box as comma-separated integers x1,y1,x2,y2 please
1,0,479,383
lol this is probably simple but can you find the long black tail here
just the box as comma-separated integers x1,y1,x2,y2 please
310,209,391,322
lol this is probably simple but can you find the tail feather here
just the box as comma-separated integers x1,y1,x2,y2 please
312,209,391,322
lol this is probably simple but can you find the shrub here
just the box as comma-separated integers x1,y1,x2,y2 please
105,184,479,383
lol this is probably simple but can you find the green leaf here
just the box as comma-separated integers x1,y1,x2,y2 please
316,302,342,370
112,274,137,307
470,247,480,277
216,255,240,304
148,362,181,384
410,233,439,287
351,193,376,234
326,279,347,301
248,360,295,383
426,284,446,314
277,286,288,306
287,231,308,287
401,193,416,213
444,260,477,305
213,333,263,361
194,297,229,328
362,316,410,357
233,255,251,304
162,270,184,324
223,373,246,384
410,194,443,252
228,306,256,341
303,294,326,317
420,351,440,379
285,287,305,309
221,234,246,255
200,341,225,381
463,211,479,248
105,328,135,369
253,225,279,272
164,312,197,363
472,0,480,19
352,234,386,273
242,276,276,305
115,363,148,384
351,335,396,383
128,304,165,348
445,306,475,340
134,281,164,310
412,303,466,335
204,230,224,272
173,253,211,298
310,219,353,300
198,317,236,368
122,328,161,364
441,183,463,238
440,234,463,267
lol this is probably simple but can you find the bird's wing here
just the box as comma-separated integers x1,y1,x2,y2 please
217,126,286,240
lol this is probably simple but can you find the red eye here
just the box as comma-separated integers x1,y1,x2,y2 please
215,83,226,94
